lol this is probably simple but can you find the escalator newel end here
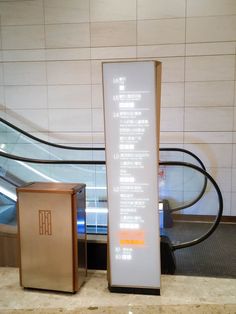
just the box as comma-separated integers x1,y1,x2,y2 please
160,235,176,275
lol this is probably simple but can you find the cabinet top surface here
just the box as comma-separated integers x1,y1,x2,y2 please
17,182,85,194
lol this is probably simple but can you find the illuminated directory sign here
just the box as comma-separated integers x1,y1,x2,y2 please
103,61,161,294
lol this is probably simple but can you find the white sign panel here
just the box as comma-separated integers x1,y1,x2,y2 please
103,61,161,294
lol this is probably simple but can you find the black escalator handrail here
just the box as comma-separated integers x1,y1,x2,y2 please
0,150,105,165
0,151,223,249
0,117,103,151
160,147,206,171
160,161,223,250
0,115,208,212
0,148,208,212
0,117,207,173
159,148,208,213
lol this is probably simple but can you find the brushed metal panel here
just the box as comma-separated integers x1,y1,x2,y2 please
18,192,74,292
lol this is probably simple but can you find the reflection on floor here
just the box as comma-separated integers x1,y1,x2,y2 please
0,268,236,314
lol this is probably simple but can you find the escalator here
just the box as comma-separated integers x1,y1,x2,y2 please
0,192,16,226
0,117,223,273
0,170,19,226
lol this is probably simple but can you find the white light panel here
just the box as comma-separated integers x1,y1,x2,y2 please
103,61,161,292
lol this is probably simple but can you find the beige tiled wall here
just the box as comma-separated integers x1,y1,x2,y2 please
0,0,236,216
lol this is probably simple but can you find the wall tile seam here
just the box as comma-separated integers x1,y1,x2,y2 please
161,130,236,135
3,81,236,86
10,80,230,87
135,0,138,58
185,143,233,145
5,108,57,111
2,41,236,48
1,60,91,63
0,22,91,27
3,84,95,87
2,79,236,85
164,142,233,146
3,56,235,66
0,15,236,27
44,106,94,110
2,44,236,52
162,134,234,138
0,16,2,54
92,41,236,50
0,83,95,87
163,105,235,109
183,0,187,145
41,0,50,136
230,46,236,213
137,53,236,58
136,15,236,21
91,17,185,23
184,106,235,108
46,131,96,134
35,51,236,57
185,55,236,60
138,41,236,46
0,16,6,112
46,107,98,113
88,0,96,152
1,47,236,53
1,49,236,57
163,106,236,110
1,57,234,62
2,57,151,63
1,14,236,27
163,131,233,132
90,20,137,25
183,143,233,145
168,81,235,84
186,50,235,58
2,14,235,28
15,45,91,51
185,14,236,19
1,47,91,51
185,129,234,133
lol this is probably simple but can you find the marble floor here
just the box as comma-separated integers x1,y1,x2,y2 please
0,268,236,313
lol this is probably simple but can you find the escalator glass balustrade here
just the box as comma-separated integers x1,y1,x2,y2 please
0,117,221,248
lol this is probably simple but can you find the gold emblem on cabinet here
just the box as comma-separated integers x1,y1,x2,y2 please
39,210,52,235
